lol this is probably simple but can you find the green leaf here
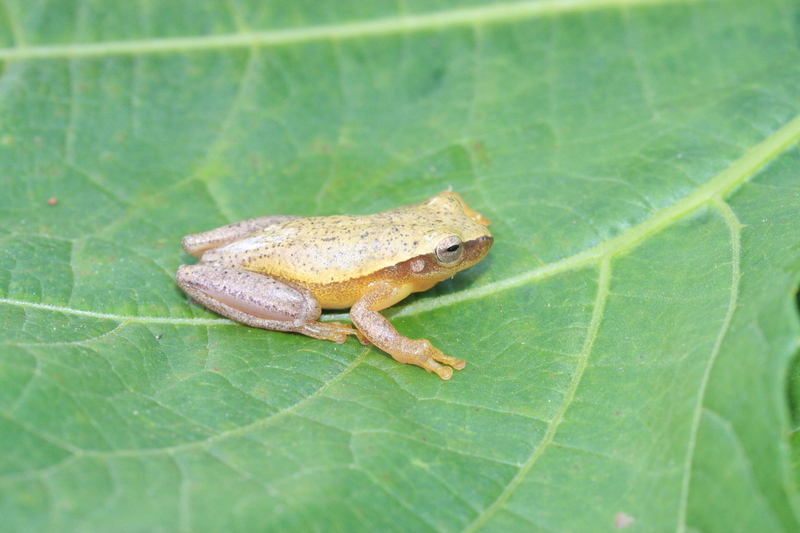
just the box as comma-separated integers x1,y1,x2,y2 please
2,0,800,532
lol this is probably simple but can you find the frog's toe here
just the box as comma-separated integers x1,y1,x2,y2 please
329,322,359,343
437,354,466,370
299,321,358,343
355,330,371,346
423,356,465,379
430,363,454,380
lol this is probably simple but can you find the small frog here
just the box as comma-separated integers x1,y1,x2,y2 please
175,191,493,379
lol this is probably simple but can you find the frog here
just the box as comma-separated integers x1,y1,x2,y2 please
175,190,493,379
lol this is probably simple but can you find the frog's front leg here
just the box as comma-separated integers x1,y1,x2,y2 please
175,265,358,343
350,282,466,380
182,215,301,257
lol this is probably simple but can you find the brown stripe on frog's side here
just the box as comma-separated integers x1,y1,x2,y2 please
302,235,494,309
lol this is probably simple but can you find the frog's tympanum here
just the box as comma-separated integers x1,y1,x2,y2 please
175,191,493,379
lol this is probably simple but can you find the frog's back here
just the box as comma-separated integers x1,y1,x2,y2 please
192,191,492,310
198,210,447,285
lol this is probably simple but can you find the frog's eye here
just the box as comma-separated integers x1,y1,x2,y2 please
435,236,463,265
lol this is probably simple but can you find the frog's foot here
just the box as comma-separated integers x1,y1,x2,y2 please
299,321,359,344
388,338,466,380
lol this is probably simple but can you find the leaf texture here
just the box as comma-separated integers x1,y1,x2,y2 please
1,1,800,532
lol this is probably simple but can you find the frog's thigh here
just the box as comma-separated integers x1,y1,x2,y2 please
175,265,356,343
182,215,300,257
350,282,466,380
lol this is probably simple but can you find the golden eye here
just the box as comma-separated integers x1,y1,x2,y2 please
435,236,463,265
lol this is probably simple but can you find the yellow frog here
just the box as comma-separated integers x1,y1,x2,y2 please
175,191,493,379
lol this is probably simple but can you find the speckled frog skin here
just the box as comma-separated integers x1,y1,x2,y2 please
175,191,493,379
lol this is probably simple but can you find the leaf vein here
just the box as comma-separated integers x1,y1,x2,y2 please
675,196,742,533
0,0,695,61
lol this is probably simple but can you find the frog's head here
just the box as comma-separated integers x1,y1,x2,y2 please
401,191,494,283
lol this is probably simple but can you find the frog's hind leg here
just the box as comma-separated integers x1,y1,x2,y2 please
175,265,358,343
181,215,301,257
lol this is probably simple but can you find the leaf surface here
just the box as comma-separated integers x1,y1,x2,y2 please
2,1,800,532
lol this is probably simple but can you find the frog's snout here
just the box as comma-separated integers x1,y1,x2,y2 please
465,234,493,264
